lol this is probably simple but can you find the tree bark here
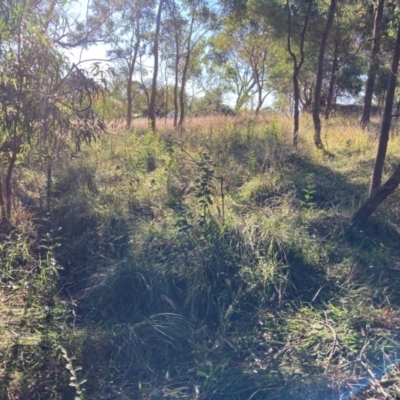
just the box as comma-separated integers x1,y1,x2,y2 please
369,20,400,194
0,176,6,222
361,0,385,128
126,20,141,129
254,51,268,116
178,14,195,127
173,40,180,127
353,162,400,224
148,0,165,131
287,0,313,147
325,39,339,120
5,150,17,220
313,0,336,149
293,71,301,144
126,64,134,128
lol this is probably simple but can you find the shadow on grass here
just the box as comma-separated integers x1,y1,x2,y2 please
285,153,370,210
49,142,400,399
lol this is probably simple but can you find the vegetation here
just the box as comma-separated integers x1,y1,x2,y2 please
2,114,400,399
3,0,400,399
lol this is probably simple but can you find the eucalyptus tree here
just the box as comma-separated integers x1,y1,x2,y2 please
323,2,368,119
162,0,186,126
210,13,277,115
353,14,400,222
0,0,106,221
209,34,257,113
88,0,153,128
312,0,336,149
163,0,216,127
369,15,400,194
148,0,165,130
285,0,313,147
361,0,385,127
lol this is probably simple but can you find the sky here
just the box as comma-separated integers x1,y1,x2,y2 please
64,0,108,65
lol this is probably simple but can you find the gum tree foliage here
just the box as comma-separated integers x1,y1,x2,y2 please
209,14,276,115
361,0,385,127
245,0,316,144
0,0,106,221
162,0,216,126
88,0,154,128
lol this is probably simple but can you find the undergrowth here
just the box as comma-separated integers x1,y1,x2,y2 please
2,114,400,399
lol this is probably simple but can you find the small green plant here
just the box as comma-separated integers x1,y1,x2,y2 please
266,117,279,140
59,346,86,400
175,211,194,233
139,123,159,172
301,185,316,208
301,174,317,208
195,355,230,391
246,150,257,173
194,152,216,227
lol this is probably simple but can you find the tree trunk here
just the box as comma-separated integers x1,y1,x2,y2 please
148,0,164,131
178,14,195,127
287,0,313,147
293,71,301,146
361,0,385,128
126,26,140,129
165,67,169,124
301,79,314,114
0,176,6,222
126,64,134,128
313,0,336,149
5,150,17,220
173,51,180,128
369,20,400,194
325,39,339,120
353,162,400,223
178,66,188,126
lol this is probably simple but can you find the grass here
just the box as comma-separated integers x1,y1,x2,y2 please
2,113,400,399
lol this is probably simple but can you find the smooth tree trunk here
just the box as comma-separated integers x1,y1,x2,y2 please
234,82,256,113
313,0,336,149
301,79,314,113
126,64,134,128
178,14,195,127
361,0,385,128
0,134,20,221
178,58,189,126
0,177,6,222
5,151,16,219
353,162,400,223
325,40,339,120
148,0,164,131
126,20,141,129
287,0,313,147
353,20,400,223
164,63,169,123
254,52,268,116
293,72,301,143
173,46,180,127
369,20,400,194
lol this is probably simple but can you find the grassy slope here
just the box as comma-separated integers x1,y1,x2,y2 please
2,114,400,399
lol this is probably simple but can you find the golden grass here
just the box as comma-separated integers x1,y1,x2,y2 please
5,111,400,399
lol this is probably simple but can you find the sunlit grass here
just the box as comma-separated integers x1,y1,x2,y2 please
3,113,400,399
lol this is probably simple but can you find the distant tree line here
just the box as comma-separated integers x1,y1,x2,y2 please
3,0,400,222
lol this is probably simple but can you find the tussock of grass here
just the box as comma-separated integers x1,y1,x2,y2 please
3,114,400,399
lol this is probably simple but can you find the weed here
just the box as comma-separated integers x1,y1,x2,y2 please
60,346,86,400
